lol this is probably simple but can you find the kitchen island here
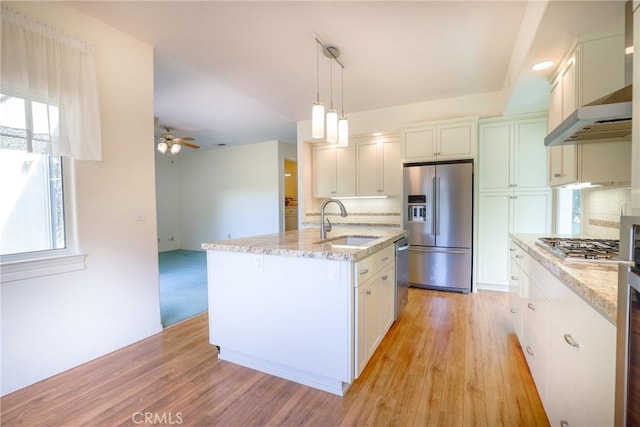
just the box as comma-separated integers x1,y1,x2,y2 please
508,233,625,426
202,228,406,396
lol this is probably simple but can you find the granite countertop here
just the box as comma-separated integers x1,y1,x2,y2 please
202,228,407,262
511,234,625,325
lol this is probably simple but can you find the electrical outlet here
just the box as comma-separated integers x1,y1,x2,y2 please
328,262,340,281
254,255,264,272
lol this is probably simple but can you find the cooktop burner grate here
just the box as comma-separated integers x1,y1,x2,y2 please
536,237,620,260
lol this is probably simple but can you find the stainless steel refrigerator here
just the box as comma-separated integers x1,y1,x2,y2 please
403,161,473,293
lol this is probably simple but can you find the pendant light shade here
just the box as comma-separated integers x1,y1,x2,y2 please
326,109,338,144
311,38,347,144
312,102,325,139
338,116,349,147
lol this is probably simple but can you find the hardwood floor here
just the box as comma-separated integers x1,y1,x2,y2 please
1,288,549,426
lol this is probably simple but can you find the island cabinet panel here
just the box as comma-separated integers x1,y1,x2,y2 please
354,244,395,378
207,251,354,395
508,238,616,426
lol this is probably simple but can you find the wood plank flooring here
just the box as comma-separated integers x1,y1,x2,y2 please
1,289,549,426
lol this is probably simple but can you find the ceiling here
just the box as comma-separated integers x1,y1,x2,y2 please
68,1,627,149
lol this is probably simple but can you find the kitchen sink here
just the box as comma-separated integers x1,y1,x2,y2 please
315,235,381,248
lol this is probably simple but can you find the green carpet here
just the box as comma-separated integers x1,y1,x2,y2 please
159,249,208,327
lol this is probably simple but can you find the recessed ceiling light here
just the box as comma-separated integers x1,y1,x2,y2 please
531,61,553,71
373,132,382,136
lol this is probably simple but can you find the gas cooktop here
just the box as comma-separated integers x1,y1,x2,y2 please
536,237,620,261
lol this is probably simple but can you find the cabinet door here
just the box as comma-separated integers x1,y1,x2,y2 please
508,257,524,342
437,122,474,159
403,128,436,160
356,141,380,196
514,120,548,190
381,140,401,196
335,145,356,196
548,77,562,131
477,193,511,288
561,59,576,120
479,122,512,192
363,280,382,363
313,145,335,198
379,264,395,334
512,192,551,234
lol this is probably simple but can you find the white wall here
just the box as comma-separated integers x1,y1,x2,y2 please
157,140,293,251
1,2,161,395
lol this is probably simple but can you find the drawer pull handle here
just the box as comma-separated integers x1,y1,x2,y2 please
511,275,519,280
381,275,388,281
366,290,372,295
527,302,535,311
525,346,534,356
381,257,389,262
360,269,369,275
510,308,516,314
560,421,569,427
563,334,580,348
554,173,562,178
515,254,524,259
509,248,516,252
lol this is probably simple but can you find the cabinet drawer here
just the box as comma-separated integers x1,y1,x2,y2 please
522,326,548,401
355,256,374,287
549,285,616,426
509,241,528,270
373,245,394,268
524,280,549,346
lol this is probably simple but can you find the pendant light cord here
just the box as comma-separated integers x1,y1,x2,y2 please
341,67,345,116
329,57,334,110
316,42,320,103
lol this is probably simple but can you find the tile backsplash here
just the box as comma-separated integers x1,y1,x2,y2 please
581,186,632,239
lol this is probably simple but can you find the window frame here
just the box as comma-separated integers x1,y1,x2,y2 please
0,95,86,283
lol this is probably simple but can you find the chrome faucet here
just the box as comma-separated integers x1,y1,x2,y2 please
320,199,348,240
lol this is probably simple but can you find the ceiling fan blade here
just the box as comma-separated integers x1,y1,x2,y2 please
179,137,195,141
178,141,200,149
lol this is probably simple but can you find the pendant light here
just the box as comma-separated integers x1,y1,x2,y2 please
311,42,324,139
337,66,349,147
326,56,338,144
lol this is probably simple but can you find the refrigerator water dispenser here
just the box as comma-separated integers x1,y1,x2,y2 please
407,195,427,222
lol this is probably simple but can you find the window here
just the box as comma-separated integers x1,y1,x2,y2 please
556,188,581,235
0,94,65,256
0,94,84,281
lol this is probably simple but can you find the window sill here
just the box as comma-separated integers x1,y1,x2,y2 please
0,253,87,283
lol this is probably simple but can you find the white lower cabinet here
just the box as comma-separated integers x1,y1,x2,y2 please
509,239,616,426
355,245,395,377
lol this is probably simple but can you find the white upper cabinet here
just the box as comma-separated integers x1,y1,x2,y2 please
312,134,401,199
401,117,478,162
547,34,628,187
479,115,549,193
312,144,356,198
356,137,401,196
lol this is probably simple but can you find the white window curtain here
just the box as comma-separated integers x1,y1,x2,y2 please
1,6,102,161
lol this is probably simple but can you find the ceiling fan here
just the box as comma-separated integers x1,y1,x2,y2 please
156,127,200,156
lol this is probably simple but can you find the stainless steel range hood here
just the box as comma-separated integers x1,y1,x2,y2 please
544,85,632,147
545,0,633,147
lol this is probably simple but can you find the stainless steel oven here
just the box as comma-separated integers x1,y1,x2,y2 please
616,215,640,426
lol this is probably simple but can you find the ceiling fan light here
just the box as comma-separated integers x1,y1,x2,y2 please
312,102,325,139
157,141,168,154
326,109,338,144
338,116,349,147
170,143,181,154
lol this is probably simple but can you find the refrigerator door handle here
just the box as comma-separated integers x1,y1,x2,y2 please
431,177,437,235
435,176,440,236
409,247,467,255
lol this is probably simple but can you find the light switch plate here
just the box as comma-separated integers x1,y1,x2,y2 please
328,262,340,281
